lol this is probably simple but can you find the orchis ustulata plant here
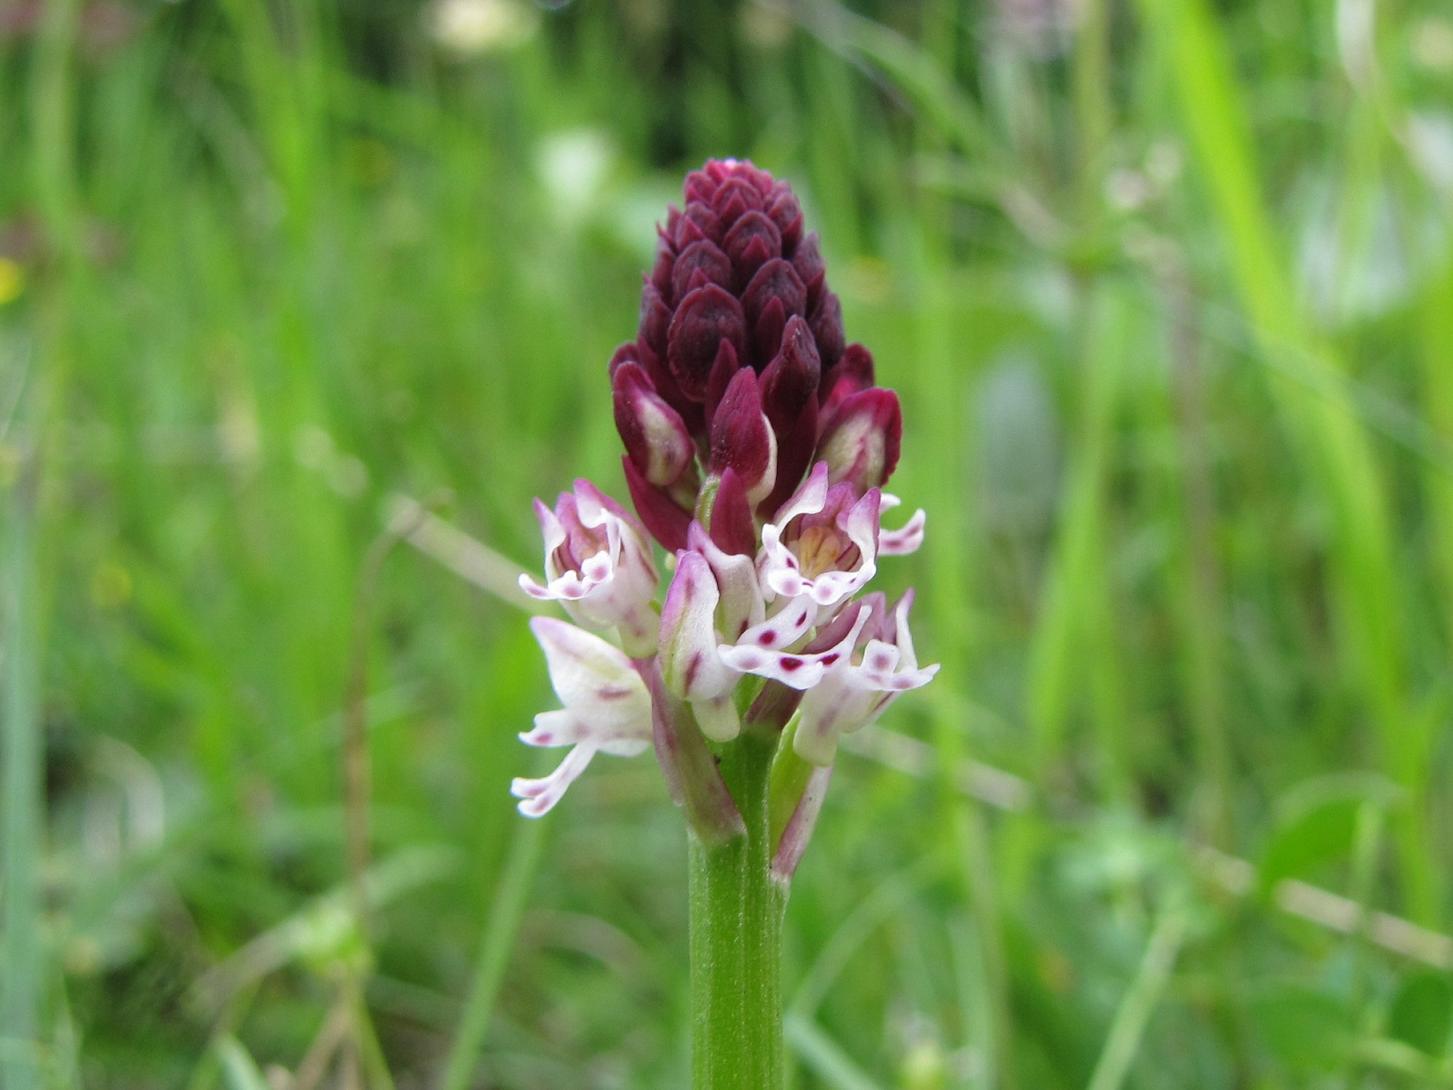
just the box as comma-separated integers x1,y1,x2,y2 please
511,159,936,1089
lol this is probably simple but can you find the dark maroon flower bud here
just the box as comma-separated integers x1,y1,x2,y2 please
742,259,807,333
817,387,902,491
821,343,875,409
752,297,788,371
708,467,756,557
631,339,703,438
709,367,776,503
766,187,803,252
622,454,693,551
671,239,733,301
667,284,746,402
649,244,674,296
640,283,672,358
791,233,826,307
680,202,720,247
809,290,845,369
634,162,842,406
684,168,716,205
760,316,822,513
608,342,638,377
761,315,822,414
704,339,741,426
723,210,782,287
614,362,694,487
713,176,762,223
743,259,807,365
760,402,818,517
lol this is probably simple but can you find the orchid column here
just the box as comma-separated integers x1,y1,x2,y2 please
512,160,935,1089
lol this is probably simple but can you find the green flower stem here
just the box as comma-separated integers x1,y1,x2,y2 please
688,728,787,1090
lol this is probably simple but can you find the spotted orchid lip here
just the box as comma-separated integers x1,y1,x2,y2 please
876,493,926,556
791,593,940,767
759,474,881,609
511,618,654,817
518,480,660,658
718,599,871,691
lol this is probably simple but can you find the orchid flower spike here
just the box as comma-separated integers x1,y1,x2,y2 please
508,159,936,845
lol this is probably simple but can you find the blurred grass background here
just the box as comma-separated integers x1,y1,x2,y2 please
3,0,1453,1086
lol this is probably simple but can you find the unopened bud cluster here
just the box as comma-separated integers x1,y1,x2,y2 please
512,161,935,869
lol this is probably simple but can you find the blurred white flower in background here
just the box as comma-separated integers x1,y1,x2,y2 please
536,129,616,225
1407,113,1453,194
426,0,538,56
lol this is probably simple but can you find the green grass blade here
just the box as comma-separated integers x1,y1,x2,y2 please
2,447,42,1090
438,817,546,1090
1026,282,1133,803
1086,907,1189,1090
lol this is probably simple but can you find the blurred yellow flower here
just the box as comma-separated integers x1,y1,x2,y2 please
0,257,23,304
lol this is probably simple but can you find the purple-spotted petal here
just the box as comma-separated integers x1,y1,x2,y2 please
514,619,654,817
719,601,869,690
518,709,653,758
792,593,939,764
732,599,817,656
511,745,597,817
878,498,926,556
890,591,920,667
529,617,652,729
856,639,902,682
792,683,870,765
518,708,591,748
836,491,877,566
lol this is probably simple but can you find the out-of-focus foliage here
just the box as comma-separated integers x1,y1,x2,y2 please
2,0,1452,1086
